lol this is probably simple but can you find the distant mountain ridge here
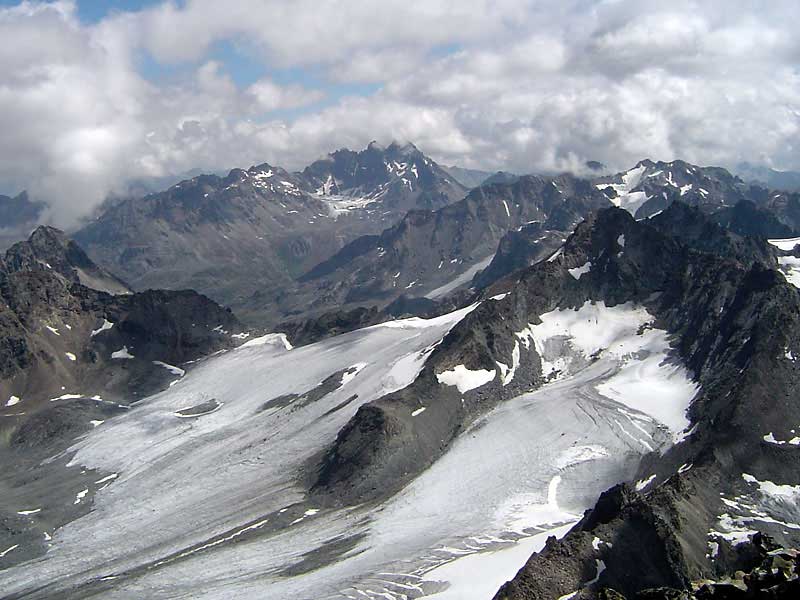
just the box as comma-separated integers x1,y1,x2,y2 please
73,142,467,324
73,151,800,331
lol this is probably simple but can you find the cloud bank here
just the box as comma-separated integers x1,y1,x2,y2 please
1,0,799,227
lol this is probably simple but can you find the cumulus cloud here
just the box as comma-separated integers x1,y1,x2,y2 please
1,0,799,227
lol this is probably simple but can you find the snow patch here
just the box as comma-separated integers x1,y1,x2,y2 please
635,473,656,492
596,165,650,214
50,394,83,402
768,237,800,251
547,248,563,262
763,432,800,446
240,333,293,351
153,361,186,377
568,261,591,280
436,365,496,393
111,346,134,360
777,255,800,288
91,319,114,337
742,473,800,502
5,396,20,407
497,341,520,386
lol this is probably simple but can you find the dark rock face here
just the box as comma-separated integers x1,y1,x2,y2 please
648,203,777,268
473,222,565,290
5,226,131,295
711,200,796,239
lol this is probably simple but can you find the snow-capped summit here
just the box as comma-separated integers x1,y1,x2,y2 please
593,158,747,218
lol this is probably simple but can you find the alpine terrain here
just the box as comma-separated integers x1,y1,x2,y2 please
3,148,800,599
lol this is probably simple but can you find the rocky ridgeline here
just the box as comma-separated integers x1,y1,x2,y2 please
503,529,800,599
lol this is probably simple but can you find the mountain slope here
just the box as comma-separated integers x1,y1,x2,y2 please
442,164,495,188
0,226,244,427
734,162,800,193
252,173,611,323
490,215,800,598
592,159,749,218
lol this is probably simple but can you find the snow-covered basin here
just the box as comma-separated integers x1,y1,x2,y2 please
1,301,698,600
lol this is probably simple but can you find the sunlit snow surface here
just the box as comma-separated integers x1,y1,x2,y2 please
1,302,697,599
595,165,650,215
777,255,800,288
769,238,800,288
768,237,800,252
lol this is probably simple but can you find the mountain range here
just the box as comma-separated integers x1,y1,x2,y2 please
2,145,800,600
71,142,466,323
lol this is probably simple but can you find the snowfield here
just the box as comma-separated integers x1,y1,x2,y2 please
1,300,697,599
776,255,800,288
768,237,800,252
595,165,650,215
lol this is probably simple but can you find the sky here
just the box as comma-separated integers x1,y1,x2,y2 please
1,0,799,227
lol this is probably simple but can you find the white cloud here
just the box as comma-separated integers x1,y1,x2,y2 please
0,0,799,227
247,78,325,112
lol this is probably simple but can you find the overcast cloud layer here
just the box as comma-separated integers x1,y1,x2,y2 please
1,0,799,226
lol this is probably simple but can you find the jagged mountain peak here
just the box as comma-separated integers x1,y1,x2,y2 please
593,159,748,218
5,225,132,295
